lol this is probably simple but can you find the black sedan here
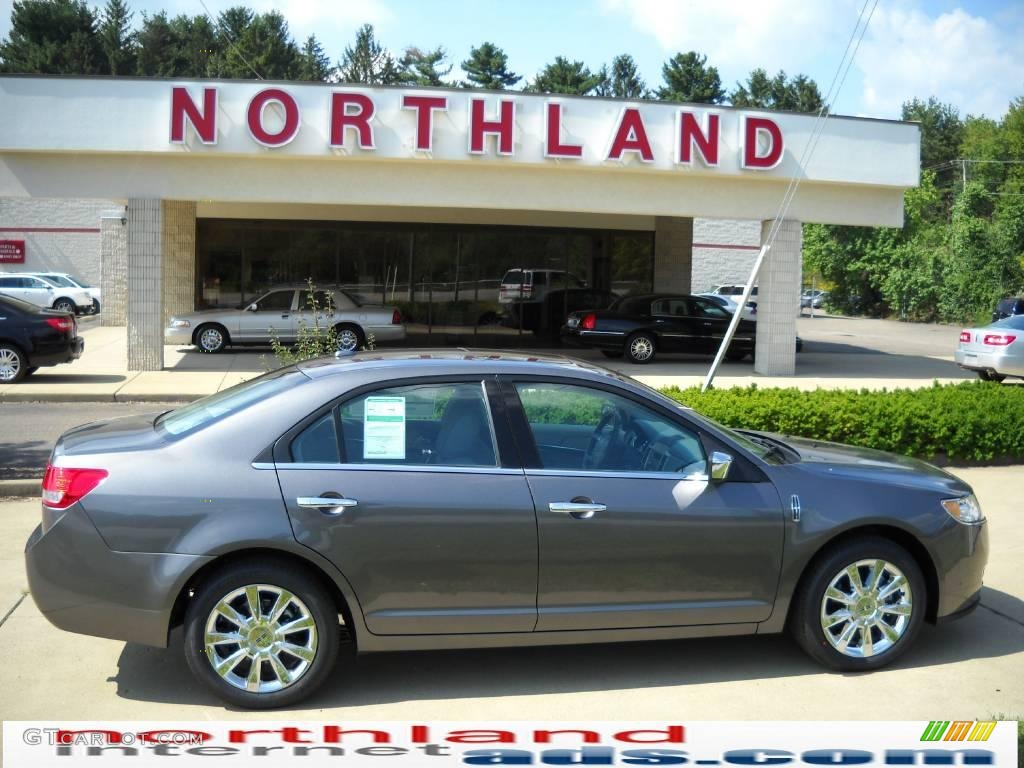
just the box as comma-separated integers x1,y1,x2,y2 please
562,293,756,364
0,294,84,382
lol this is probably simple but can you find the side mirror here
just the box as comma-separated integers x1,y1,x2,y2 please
246,303,258,312
710,451,733,482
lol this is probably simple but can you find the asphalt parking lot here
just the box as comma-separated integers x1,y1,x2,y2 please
1,465,1021,721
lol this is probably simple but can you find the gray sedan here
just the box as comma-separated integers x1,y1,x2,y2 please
955,315,1024,382
26,351,987,708
164,285,405,353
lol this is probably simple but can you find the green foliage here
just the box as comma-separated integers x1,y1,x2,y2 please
527,56,602,96
98,0,135,75
731,68,824,112
460,41,520,90
0,0,104,74
902,97,963,176
657,51,725,104
336,23,400,85
600,53,646,99
398,46,451,87
267,280,376,367
296,34,330,81
661,382,1024,464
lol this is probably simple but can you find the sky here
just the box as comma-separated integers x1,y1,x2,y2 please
2,0,1022,120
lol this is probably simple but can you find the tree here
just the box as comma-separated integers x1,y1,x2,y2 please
399,46,451,87
219,10,299,80
527,56,602,95
170,14,217,78
98,0,134,75
597,53,646,99
0,0,104,74
135,11,177,76
901,97,963,174
656,51,725,104
732,68,823,112
461,41,520,89
296,34,331,81
336,23,400,85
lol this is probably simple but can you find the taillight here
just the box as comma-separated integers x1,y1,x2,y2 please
391,309,402,325
45,316,73,333
522,286,533,299
983,334,1017,346
581,313,597,330
959,331,971,343
41,464,108,509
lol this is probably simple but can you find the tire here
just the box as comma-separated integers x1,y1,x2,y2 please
91,299,101,314
625,332,656,364
977,370,1006,383
334,323,365,352
183,560,341,709
0,343,27,383
789,536,926,672
24,366,39,378
194,324,228,354
601,350,623,359
52,298,75,314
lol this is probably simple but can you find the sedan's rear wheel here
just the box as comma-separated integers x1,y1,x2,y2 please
790,537,925,671
53,298,76,314
625,332,656,364
0,344,27,383
184,562,340,708
334,324,365,353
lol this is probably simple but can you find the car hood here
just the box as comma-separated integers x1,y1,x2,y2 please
774,434,971,495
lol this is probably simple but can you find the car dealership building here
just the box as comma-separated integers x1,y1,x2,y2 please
0,75,920,373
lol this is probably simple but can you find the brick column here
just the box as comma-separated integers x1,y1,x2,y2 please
100,215,127,326
754,219,802,376
653,216,693,294
162,200,196,324
126,199,163,371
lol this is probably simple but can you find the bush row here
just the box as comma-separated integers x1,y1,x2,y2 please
662,381,1024,464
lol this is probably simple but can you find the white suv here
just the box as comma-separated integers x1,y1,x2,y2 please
25,272,100,314
0,274,93,314
498,268,585,304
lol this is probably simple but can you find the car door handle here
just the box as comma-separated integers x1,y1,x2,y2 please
281,313,290,318
549,501,606,519
297,496,358,515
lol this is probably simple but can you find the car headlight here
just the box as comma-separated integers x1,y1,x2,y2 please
941,494,984,524
169,319,191,328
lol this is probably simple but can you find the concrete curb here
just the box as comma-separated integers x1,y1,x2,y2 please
0,478,40,497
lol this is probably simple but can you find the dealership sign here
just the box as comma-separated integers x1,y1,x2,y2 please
0,239,25,263
169,85,785,170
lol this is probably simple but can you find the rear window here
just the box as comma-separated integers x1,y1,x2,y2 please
0,294,38,312
994,315,1024,331
501,271,525,285
156,368,303,436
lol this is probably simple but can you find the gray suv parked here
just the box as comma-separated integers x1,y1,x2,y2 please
26,351,988,708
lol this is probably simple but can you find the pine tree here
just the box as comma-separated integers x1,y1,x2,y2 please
337,23,400,85
732,69,824,113
461,41,520,89
657,51,725,104
608,53,646,99
527,56,602,96
399,46,451,87
0,0,104,74
98,0,135,75
297,34,331,81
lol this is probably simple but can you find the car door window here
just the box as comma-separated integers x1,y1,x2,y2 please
297,290,335,312
514,382,706,476
256,290,294,311
694,300,730,319
337,382,498,467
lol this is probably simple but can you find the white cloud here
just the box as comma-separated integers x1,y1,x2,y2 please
856,6,1024,119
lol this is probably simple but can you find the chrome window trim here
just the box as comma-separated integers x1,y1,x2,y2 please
526,468,709,482
266,462,525,476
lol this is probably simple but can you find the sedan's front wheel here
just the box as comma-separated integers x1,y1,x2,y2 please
790,537,925,671
184,562,341,708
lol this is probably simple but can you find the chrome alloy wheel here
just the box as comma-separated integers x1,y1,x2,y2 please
337,328,359,352
204,584,318,693
199,327,223,352
0,348,21,382
820,559,913,658
629,336,654,361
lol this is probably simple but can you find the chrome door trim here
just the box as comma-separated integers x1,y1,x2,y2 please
265,462,525,476
526,468,708,482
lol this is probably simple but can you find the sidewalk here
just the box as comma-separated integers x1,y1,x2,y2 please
0,318,979,403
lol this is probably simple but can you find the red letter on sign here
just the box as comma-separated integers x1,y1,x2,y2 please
545,102,583,158
678,112,719,166
743,116,784,169
331,93,376,149
608,108,653,162
402,95,447,152
246,88,300,147
170,87,217,144
469,99,515,155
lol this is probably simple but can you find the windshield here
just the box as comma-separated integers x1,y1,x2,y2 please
41,274,75,287
156,368,303,436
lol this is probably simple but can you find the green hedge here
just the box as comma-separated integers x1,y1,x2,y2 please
662,382,1024,464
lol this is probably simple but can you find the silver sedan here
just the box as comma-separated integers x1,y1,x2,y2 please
165,286,405,353
954,315,1024,382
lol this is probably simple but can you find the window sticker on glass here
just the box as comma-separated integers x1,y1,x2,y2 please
363,396,406,460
